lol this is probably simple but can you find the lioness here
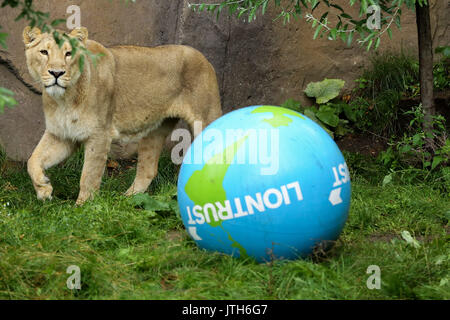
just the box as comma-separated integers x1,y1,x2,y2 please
23,26,222,205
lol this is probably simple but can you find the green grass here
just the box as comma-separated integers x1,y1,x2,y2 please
351,51,420,136
359,51,419,97
0,149,448,300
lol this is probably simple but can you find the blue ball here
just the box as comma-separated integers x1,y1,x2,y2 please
177,106,351,262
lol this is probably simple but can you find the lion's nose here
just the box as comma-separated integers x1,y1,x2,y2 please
48,70,66,79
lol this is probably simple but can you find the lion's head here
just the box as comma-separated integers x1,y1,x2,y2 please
23,26,89,98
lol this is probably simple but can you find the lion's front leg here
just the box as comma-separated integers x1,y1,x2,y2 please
76,135,111,205
28,131,75,201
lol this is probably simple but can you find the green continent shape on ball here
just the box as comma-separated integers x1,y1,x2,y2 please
184,135,249,257
184,135,248,227
251,106,305,128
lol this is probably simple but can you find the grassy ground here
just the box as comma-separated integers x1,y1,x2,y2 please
0,149,448,300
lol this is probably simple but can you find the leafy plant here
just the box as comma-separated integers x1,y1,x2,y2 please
358,52,419,98
435,46,450,59
432,58,449,91
0,31,7,49
282,78,351,138
304,78,345,104
350,51,449,137
130,193,180,221
380,104,449,171
344,96,372,129
190,0,428,52
350,53,416,135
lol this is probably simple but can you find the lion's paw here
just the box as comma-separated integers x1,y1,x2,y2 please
76,191,93,206
124,186,145,197
36,184,53,201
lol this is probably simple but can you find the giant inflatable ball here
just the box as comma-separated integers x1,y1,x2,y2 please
177,105,351,262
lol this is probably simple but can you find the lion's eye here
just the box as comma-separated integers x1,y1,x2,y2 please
40,50,48,56
66,51,72,57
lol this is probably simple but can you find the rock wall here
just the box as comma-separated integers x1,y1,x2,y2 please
0,0,448,161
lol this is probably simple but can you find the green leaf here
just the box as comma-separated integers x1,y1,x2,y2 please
0,87,15,96
335,119,351,137
374,37,381,50
331,4,344,12
399,144,412,153
340,13,352,19
262,1,268,15
387,28,393,39
304,107,318,121
366,39,373,51
280,98,302,112
130,193,172,212
78,54,85,72
329,28,337,40
431,156,444,170
51,19,66,27
304,107,334,138
0,87,17,113
346,31,354,46
435,46,450,58
304,78,345,104
412,133,423,146
69,38,79,56
0,32,8,49
342,104,357,122
360,0,368,16
53,31,64,48
313,24,323,40
315,105,340,127
2,95,16,106
382,173,393,186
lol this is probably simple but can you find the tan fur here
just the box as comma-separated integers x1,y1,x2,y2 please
23,26,222,205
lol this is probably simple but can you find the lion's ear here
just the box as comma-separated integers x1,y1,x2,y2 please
23,26,41,45
69,27,88,44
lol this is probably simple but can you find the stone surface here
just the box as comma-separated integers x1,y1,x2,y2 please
0,0,448,160
221,1,448,112
0,62,44,161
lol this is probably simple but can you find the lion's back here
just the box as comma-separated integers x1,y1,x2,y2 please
106,44,218,135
